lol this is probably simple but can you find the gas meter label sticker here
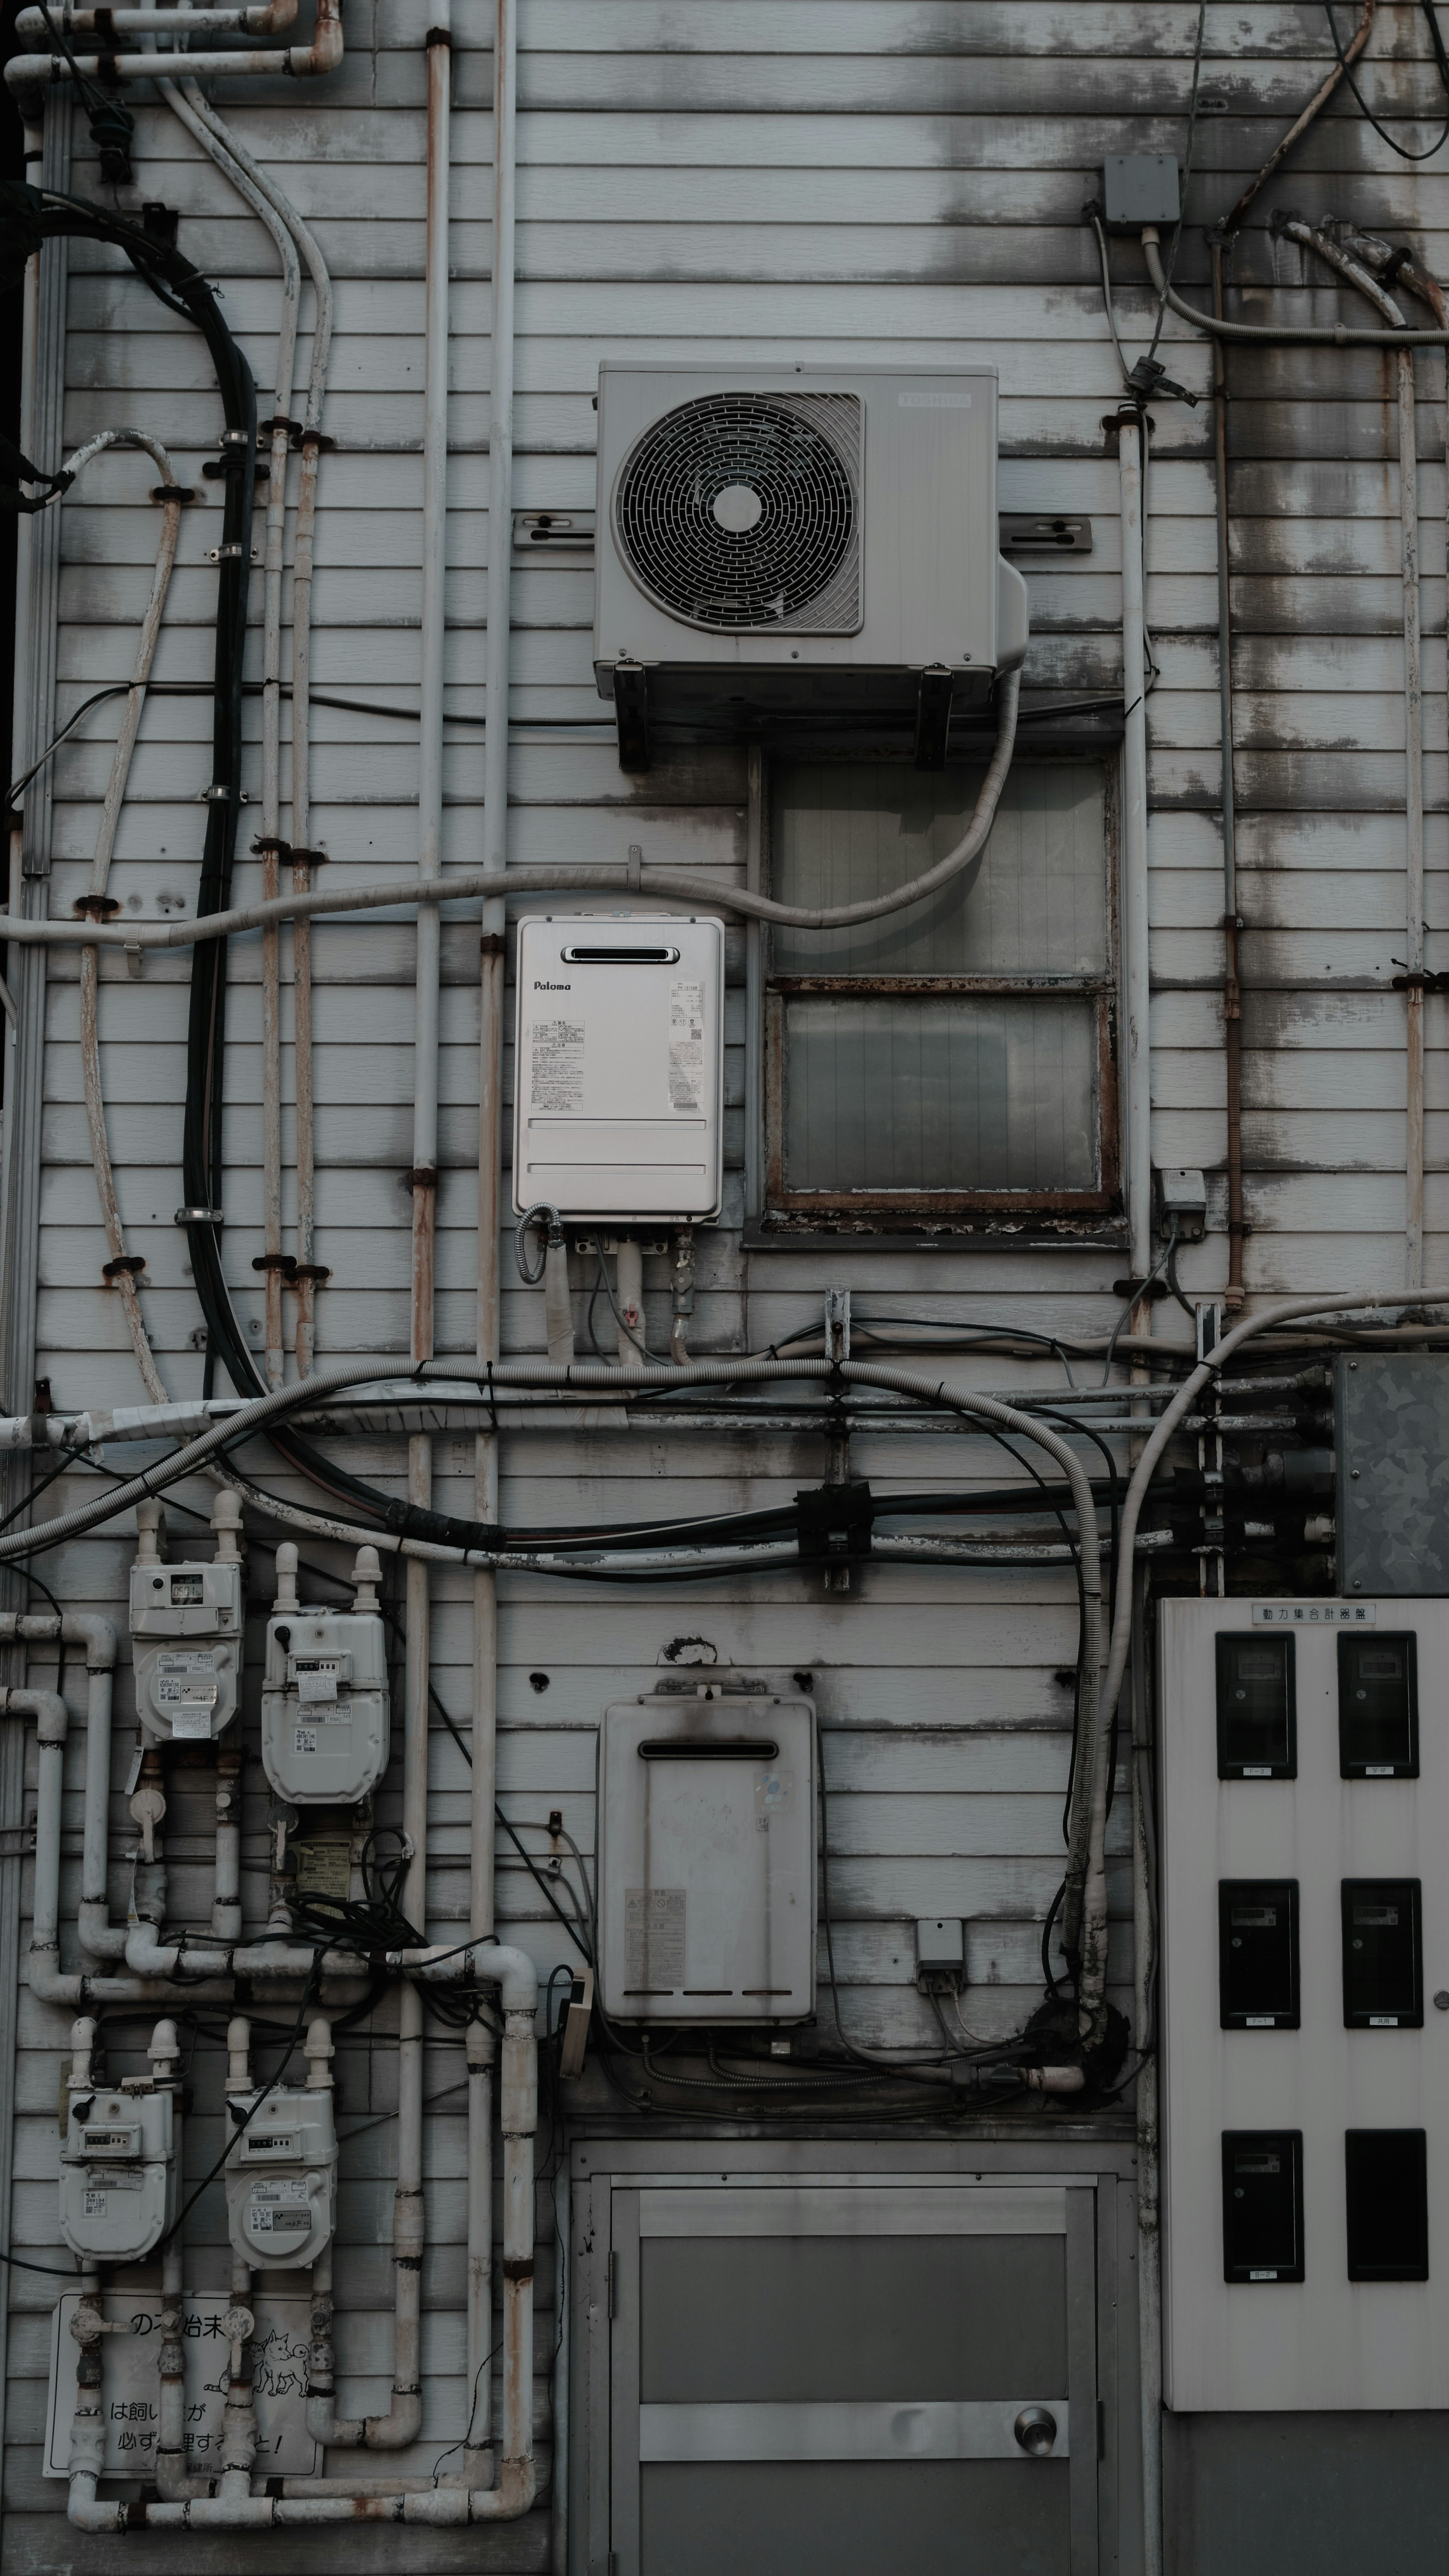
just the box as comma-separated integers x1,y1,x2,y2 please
157,1654,218,1701
531,1016,585,1112
297,1669,340,1704
45,2293,318,2479
169,1708,214,1740
669,981,705,1111
625,1888,686,1989
1251,1603,1376,1626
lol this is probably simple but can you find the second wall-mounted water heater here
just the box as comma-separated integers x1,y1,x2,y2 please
512,913,724,1224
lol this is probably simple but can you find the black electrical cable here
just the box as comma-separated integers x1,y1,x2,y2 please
1325,0,1449,160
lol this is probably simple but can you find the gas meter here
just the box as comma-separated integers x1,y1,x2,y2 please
260,1544,390,1806
129,1493,244,1742
59,2088,175,2263
224,2086,337,2268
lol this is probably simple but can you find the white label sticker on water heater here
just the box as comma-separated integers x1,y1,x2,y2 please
531,1016,585,1112
669,981,705,1110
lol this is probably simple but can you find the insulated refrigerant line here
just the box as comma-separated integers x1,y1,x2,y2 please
3,670,1021,955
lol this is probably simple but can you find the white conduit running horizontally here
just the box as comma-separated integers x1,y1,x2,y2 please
3,0,342,94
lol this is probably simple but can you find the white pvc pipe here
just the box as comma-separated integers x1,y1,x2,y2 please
6,0,341,87
0,1614,117,1957
18,0,295,25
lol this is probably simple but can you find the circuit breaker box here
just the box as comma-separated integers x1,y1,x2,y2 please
598,1691,815,2025
1160,1597,1449,2412
130,1558,243,1740
511,913,724,1223
260,1603,390,1806
224,2087,337,2268
58,2088,175,2263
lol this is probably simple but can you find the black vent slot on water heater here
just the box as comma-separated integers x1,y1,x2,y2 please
1344,2131,1429,2281
1215,1633,1296,1778
1219,1881,1299,2028
1338,1631,1418,1777
1222,2132,1304,2283
1341,1880,1422,2027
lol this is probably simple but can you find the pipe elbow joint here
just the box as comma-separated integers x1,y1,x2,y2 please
363,2391,422,2449
7,1688,70,1744
473,1941,538,2014
65,1612,118,1669
288,0,340,74
248,0,298,27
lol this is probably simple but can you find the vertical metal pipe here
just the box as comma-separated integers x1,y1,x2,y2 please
1398,346,1425,1288
471,0,517,2468
1118,413,1152,1287
1211,244,1244,1312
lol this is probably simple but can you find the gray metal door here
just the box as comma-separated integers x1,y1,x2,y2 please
608,2179,1098,2576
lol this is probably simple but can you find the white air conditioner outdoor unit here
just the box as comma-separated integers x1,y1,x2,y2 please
511,913,724,1223
593,363,1028,768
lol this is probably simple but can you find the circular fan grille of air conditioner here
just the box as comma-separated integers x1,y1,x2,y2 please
613,393,859,633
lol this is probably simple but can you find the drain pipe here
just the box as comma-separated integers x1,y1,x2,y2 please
1113,406,1152,1293
0,1611,120,1960
471,0,520,2488
295,23,452,2461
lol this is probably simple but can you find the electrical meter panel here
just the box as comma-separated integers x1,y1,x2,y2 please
598,1689,815,2024
1160,1599,1449,2413
511,913,724,1223
224,2087,337,2268
130,1559,243,1741
260,1547,389,1806
59,2088,175,2263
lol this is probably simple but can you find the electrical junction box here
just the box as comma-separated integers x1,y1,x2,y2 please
512,913,724,1224
593,363,1028,745
129,1558,242,1741
224,2087,337,2268
1102,154,1181,230
1155,1165,1207,1244
598,1691,815,2024
1159,1597,1449,2412
59,2088,175,2262
260,1603,389,1806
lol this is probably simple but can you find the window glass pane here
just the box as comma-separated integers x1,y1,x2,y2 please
781,994,1098,1194
771,762,1108,976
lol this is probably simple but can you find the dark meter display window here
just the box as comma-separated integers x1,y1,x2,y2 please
1219,1881,1299,2027
1215,1633,1295,1778
1345,2131,1429,2282
1222,2132,1304,2282
1341,1880,1422,2027
1338,1632,1418,1778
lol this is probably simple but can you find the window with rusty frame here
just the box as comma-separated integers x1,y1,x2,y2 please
762,754,1121,1230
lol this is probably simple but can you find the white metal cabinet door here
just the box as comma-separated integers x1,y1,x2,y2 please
608,2180,1098,2576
